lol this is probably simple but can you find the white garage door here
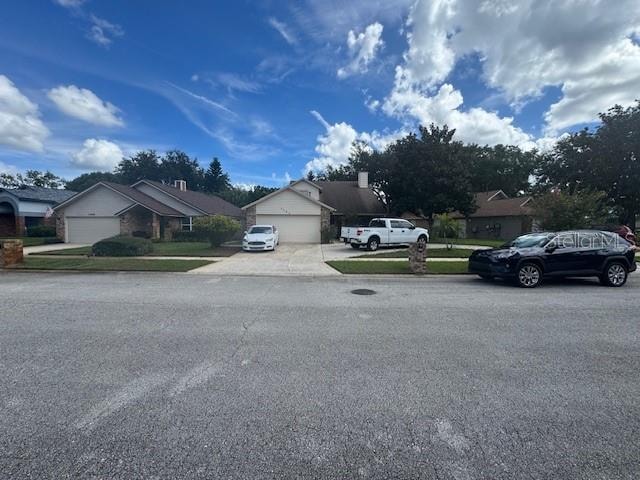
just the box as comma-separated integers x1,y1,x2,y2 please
66,217,121,244
256,215,320,243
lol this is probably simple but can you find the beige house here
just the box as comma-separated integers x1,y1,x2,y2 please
242,172,386,243
53,180,242,244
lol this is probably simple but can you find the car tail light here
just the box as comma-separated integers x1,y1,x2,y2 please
356,228,364,235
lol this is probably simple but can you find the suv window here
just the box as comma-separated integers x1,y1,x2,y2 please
553,233,576,249
578,232,604,249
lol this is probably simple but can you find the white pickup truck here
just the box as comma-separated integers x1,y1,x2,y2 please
341,218,429,251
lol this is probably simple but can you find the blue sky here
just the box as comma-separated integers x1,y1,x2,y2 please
1,0,639,187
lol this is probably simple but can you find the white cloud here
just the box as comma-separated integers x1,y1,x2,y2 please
47,85,124,127
0,75,49,152
0,160,20,175
268,17,297,45
337,22,385,78
71,138,123,170
213,73,262,94
393,0,640,134
53,0,85,7
305,110,403,172
87,14,124,47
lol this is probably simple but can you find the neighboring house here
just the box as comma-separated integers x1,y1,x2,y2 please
0,186,76,237
450,190,533,240
242,172,386,243
53,180,242,244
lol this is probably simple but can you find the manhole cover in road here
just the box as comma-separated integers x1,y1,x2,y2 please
351,289,377,295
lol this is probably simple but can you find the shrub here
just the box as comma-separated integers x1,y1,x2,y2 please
132,230,151,239
26,225,56,237
92,235,153,257
171,230,208,242
193,215,240,247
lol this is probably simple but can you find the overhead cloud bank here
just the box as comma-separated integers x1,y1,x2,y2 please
312,0,640,170
48,85,124,127
0,75,49,152
72,138,124,170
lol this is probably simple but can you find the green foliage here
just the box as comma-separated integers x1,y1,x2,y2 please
0,170,65,189
535,101,640,228
530,190,613,231
193,215,241,247
92,235,154,257
65,172,122,192
115,150,163,184
434,213,462,249
219,185,278,207
26,225,56,237
171,230,209,242
205,157,231,193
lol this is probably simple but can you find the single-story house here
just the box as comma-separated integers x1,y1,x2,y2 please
451,190,533,240
53,179,242,243
242,172,387,243
0,186,76,237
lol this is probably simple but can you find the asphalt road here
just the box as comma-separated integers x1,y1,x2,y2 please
1,272,639,479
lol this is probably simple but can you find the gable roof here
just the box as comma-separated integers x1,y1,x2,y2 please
53,181,183,217
451,191,532,219
242,185,336,211
289,178,321,191
133,180,243,217
313,181,386,215
0,186,76,204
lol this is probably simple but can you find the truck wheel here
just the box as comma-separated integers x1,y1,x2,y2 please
600,261,627,287
367,237,379,251
350,244,360,250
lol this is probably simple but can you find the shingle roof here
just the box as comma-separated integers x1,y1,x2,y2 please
101,182,183,216
1,186,76,204
141,180,243,217
313,181,386,215
451,191,532,219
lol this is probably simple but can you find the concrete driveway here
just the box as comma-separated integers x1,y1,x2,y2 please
190,243,340,276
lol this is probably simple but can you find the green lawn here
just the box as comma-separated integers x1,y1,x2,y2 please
431,237,504,248
31,242,240,257
327,260,469,274
13,257,212,272
0,237,61,247
356,248,473,259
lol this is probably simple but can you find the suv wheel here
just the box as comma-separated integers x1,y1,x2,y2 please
600,262,628,287
367,237,379,251
517,263,542,288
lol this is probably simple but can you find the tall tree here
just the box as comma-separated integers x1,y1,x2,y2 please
161,150,206,190
466,144,538,196
530,190,613,231
204,157,231,193
116,150,163,184
535,101,640,228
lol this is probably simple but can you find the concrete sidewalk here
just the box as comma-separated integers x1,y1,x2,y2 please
23,243,89,255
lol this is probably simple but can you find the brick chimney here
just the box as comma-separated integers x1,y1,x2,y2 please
357,171,369,189
174,180,187,191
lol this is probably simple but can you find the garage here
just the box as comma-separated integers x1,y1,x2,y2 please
256,214,320,243
66,217,120,244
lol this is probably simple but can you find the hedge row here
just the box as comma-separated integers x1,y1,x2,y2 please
92,235,153,257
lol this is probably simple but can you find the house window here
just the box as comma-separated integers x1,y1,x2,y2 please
181,217,193,232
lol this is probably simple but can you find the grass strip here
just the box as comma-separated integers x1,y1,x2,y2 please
13,257,212,272
326,260,469,274
356,248,473,259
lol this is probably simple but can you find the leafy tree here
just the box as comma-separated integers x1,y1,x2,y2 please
116,150,163,184
161,150,206,190
434,213,462,250
466,144,538,196
204,158,231,193
530,190,613,231
535,101,640,228
193,215,240,247
219,185,278,207
66,172,123,191
0,170,65,188
306,170,315,181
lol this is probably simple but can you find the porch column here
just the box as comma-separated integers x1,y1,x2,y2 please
152,213,161,240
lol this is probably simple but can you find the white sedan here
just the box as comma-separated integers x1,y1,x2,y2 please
242,225,279,251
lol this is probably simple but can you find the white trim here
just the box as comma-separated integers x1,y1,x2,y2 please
289,178,322,191
520,197,533,207
487,190,507,201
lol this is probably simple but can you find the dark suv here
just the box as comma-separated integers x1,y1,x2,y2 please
468,230,636,288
